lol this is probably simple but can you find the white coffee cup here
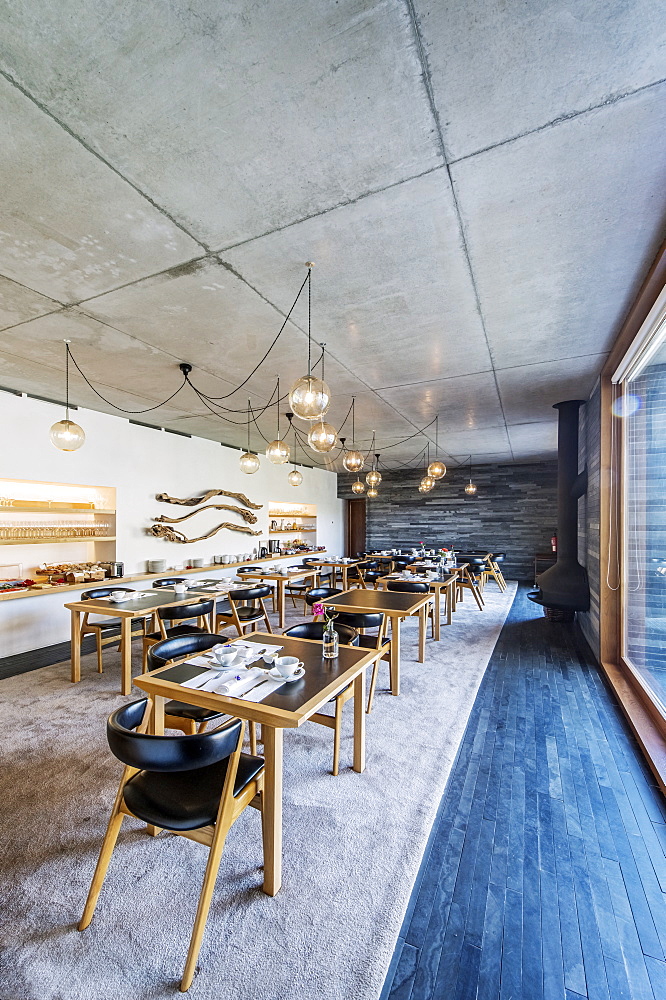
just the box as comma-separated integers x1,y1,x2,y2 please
213,645,240,667
174,583,187,594
274,655,304,678
110,590,128,602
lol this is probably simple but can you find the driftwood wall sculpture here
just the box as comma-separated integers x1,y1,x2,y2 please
155,490,262,510
148,489,263,543
149,523,261,543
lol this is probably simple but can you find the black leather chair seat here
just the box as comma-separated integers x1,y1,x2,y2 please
163,700,225,722
356,634,390,650
233,606,266,622
145,624,210,642
123,754,265,831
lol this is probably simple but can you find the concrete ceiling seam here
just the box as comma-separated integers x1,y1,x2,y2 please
402,0,514,459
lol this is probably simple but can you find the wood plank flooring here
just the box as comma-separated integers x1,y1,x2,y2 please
382,585,666,1000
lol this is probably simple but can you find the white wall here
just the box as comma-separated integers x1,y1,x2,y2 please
0,391,344,654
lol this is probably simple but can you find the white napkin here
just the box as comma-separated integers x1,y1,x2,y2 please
180,667,239,689
233,641,283,658
206,667,268,697
241,677,287,701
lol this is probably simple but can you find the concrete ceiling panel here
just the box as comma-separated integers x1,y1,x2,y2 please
496,357,606,425
0,1,442,248
451,86,666,370
416,0,666,160
0,276,61,330
507,421,559,460
222,171,492,387
0,78,199,301
376,372,505,435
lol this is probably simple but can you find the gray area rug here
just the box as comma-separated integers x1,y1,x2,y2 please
0,582,517,1000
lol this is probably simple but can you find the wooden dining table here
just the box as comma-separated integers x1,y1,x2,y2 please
237,567,319,627
321,587,434,697
377,573,457,638
309,559,366,590
133,630,382,896
65,586,229,695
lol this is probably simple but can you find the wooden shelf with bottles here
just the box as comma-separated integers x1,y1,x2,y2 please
1,536,117,546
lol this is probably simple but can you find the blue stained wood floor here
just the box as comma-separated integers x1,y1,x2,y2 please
382,585,666,1000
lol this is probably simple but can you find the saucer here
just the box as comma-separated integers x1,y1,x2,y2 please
269,665,305,683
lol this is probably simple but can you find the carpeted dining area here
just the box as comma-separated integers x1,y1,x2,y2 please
0,583,515,1000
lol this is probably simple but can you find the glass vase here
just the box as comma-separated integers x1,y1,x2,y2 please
323,623,339,659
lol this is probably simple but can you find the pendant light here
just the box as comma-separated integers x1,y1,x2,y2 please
289,263,331,421
306,345,337,452
266,377,290,464
418,444,435,492
464,455,477,495
365,444,382,487
342,398,364,472
286,414,303,486
351,478,365,495
367,487,378,499
427,417,446,480
239,400,260,474
50,340,86,451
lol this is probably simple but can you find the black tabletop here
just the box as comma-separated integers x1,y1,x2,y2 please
322,589,430,614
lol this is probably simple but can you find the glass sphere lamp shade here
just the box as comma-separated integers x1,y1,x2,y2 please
427,460,447,480
239,451,260,474
418,482,430,494
288,469,303,487
365,468,382,487
266,439,290,465
289,375,331,421
50,418,85,451
308,420,337,453
465,482,478,495
351,479,365,495
343,449,364,473
420,475,436,491
367,487,378,499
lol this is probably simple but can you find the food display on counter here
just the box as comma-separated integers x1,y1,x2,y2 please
0,579,35,593
36,562,110,586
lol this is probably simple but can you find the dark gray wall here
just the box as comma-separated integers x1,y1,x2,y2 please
579,384,602,657
338,461,558,580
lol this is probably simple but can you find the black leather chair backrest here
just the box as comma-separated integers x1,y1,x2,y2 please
147,633,229,671
229,585,272,602
238,566,261,573
152,578,186,588
283,622,359,645
363,560,379,569
107,699,242,772
158,598,215,622
392,559,411,570
305,587,342,606
81,587,134,600
335,611,384,630
387,581,429,593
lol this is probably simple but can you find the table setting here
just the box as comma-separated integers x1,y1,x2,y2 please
169,640,306,702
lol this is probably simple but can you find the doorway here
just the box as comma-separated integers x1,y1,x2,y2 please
346,498,366,557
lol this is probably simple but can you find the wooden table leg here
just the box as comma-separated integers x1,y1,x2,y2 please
447,584,452,626
70,609,82,683
262,726,283,896
353,669,366,773
433,588,441,641
146,695,165,836
120,617,132,696
278,579,286,628
418,605,426,662
389,615,400,696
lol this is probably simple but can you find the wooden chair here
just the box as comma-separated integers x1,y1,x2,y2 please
386,580,436,634
79,587,147,676
78,700,265,992
142,598,215,669
486,553,507,591
305,587,343,619
282,621,359,775
146,634,231,735
335,611,390,713
237,568,277,611
215,585,273,637
345,562,367,589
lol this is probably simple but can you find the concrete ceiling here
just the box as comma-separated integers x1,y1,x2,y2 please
0,0,664,472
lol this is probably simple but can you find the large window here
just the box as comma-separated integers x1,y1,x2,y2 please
618,294,666,714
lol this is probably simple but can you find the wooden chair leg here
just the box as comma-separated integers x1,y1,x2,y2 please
180,823,230,991
332,698,343,776
78,804,125,930
249,722,257,755
366,660,380,714
96,631,103,674
260,599,273,634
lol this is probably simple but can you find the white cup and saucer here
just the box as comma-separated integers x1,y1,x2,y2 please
269,656,305,682
211,644,242,668
109,590,130,603
173,583,188,595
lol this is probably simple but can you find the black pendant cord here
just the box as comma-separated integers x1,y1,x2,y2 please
246,400,252,453
66,342,189,415
276,378,281,439
188,378,284,427
307,267,312,377
64,340,71,420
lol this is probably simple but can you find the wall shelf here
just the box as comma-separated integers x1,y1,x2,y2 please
0,505,116,514
0,536,117,545
269,529,316,533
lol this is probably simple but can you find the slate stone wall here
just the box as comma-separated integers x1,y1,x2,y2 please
337,461,558,581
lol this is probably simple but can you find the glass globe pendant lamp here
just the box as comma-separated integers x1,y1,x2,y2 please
240,400,260,474
365,452,382,487
308,419,337,453
420,475,435,491
367,486,378,499
266,381,290,464
427,418,446,479
464,456,477,495
342,399,364,472
289,264,332,421
351,478,365,495
50,341,85,451
288,468,303,487
418,482,430,494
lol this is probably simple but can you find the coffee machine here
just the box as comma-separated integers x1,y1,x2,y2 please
268,540,281,554
259,545,268,558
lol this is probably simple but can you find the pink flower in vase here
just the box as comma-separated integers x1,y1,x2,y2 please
312,602,324,616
